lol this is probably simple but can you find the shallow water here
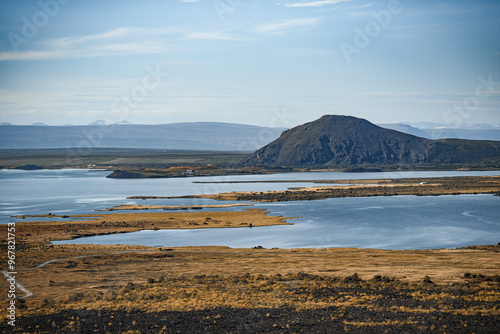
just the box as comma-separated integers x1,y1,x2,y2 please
2,169,499,249
52,194,500,250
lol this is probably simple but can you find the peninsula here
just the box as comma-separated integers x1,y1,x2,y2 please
163,175,500,202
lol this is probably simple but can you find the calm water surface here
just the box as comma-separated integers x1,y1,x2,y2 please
1,169,499,249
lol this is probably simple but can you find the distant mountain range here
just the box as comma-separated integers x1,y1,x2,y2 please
1,118,500,152
0,122,285,151
241,115,500,167
379,123,500,141
87,120,133,126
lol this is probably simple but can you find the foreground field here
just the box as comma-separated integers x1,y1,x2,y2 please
0,245,499,333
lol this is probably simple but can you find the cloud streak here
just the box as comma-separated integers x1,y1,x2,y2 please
284,0,352,7
0,27,185,61
45,27,182,48
186,31,243,41
0,42,173,61
0,50,66,61
254,17,321,34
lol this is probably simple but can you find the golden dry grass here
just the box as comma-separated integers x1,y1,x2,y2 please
1,245,498,299
97,203,252,211
7,209,293,245
2,211,499,331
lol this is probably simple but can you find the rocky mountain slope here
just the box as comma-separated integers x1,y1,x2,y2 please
241,115,500,166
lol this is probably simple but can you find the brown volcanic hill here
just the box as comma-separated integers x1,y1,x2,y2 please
240,115,500,166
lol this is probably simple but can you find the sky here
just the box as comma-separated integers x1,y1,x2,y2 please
0,0,499,128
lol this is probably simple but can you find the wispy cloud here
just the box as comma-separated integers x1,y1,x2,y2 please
254,18,321,35
348,2,374,9
45,27,182,48
0,27,185,61
186,31,243,41
0,50,67,61
62,27,140,45
284,0,352,7
99,41,168,53
0,41,173,61
289,47,335,56
179,0,200,2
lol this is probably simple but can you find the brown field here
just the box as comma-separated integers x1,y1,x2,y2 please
1,244,499,333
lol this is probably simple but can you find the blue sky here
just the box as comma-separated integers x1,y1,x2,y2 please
0,0,499,127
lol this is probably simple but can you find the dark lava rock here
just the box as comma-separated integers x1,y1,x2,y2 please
14,164,44,170
106,170,144,179
343,167,383,173
6,307,499,333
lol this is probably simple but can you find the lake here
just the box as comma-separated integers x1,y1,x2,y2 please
1,169,499,250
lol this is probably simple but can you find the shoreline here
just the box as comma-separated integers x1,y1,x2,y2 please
3,164,500,177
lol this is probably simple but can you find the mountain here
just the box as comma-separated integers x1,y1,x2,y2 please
0,122,286,151
380,123,500,141
422,128,500,141
408,122,500,130
241,115,500,167
378,123,430,139
115,120,133,125
87,120,133,126
87,120,111,126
